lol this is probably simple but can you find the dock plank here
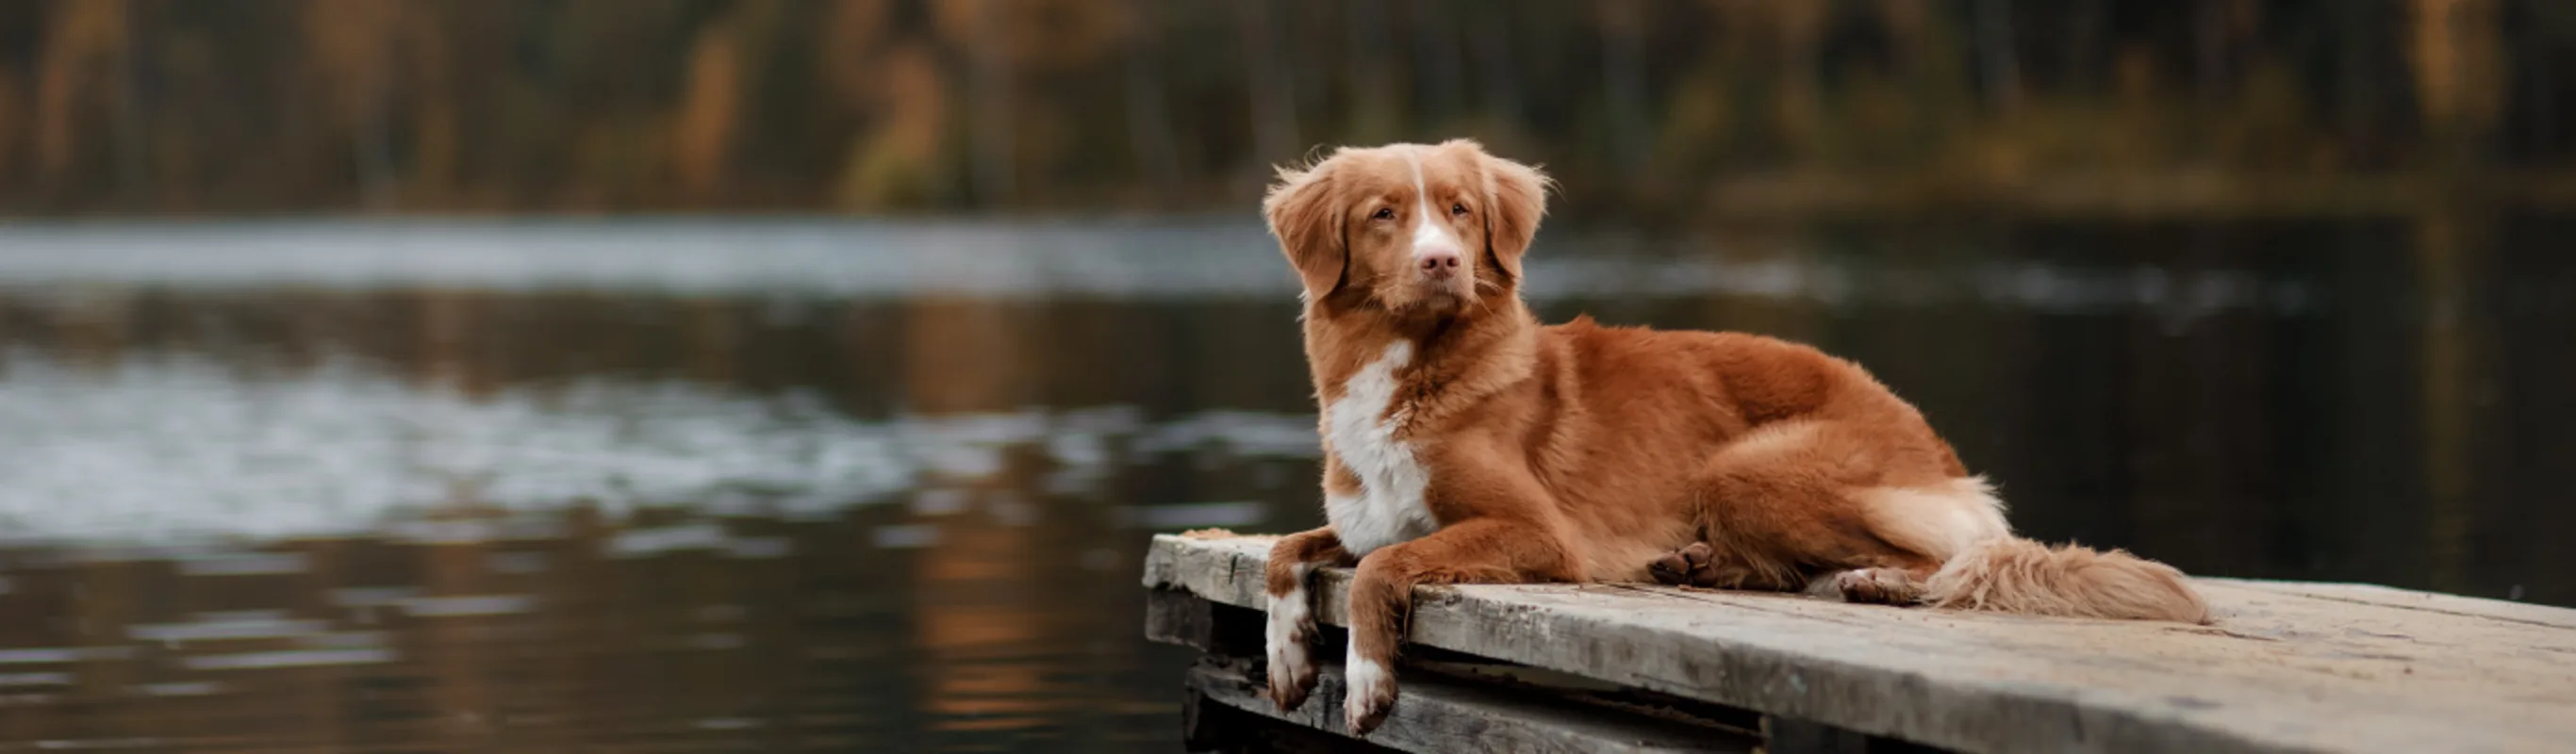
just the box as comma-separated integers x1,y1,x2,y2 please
1145,533,2576,754
2204,578,2576,631
1186,658,1755,753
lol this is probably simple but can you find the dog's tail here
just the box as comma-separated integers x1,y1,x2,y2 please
1921,538,2209,624
1865,477,2209,624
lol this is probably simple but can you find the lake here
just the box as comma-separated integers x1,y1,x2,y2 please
0,217,2566,750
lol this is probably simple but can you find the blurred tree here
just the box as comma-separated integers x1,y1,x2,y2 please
674,15,745,200
3,0,2574,217
2408,0,2504,162
33,0,129,197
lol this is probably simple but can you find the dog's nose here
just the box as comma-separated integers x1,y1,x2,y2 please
1414,249,1461,277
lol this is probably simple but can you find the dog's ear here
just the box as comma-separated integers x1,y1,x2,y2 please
1476,149,1550,285
1263,160,1346,298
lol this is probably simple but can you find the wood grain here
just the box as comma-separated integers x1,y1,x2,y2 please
1184,658,1755,753
1147,534,2576,754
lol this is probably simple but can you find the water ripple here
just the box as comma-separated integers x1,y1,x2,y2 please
0,352,1318,547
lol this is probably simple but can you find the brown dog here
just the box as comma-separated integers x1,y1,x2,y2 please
1256,139,2209,736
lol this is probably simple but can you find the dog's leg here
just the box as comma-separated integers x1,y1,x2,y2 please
1263,527,1352,712
1342,517,1576,736
1685,419,1952,597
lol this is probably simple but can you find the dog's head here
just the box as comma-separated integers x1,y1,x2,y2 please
1263,139,1549,314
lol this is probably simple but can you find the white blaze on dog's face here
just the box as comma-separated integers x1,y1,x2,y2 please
1263,139,1549,314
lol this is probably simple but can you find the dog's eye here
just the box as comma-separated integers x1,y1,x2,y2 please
1371,207,1395,221
1451,203,1470,217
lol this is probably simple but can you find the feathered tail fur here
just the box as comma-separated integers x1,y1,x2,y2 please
1864,476,2210,624
1922,538,2210,624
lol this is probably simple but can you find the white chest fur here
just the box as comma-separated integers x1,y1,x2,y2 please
1323,340,1439,557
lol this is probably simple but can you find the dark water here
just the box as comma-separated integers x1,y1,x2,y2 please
0,218,2567,751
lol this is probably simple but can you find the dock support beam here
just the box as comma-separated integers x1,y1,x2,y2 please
1147,586,1899,754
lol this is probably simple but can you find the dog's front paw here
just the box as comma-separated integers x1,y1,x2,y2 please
1263,592,1319,711
1342,652,1397,736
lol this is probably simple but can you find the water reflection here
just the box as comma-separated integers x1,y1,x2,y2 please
0,219,2567,750
0,354,1307,545
0,341,1307,748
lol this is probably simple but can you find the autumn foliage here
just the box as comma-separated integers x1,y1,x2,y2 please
1,0,2570,216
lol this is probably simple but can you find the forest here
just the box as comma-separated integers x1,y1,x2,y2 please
4,0,2572,218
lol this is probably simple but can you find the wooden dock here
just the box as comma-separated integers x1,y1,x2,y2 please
1142,533,2576,753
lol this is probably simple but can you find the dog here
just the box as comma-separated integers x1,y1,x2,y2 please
1256,139,2210,736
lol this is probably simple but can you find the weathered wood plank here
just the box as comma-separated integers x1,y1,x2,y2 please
1148,585,1266,657
1185,657,1757,754
2204,578,2576,631
1759,716,1871,754
1187,679,1403,754
1145,533,2576,754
